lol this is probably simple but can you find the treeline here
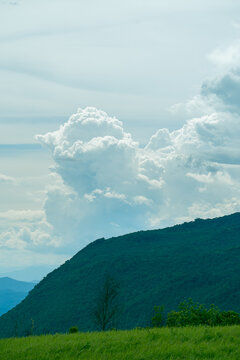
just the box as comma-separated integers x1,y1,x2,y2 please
20,296,240,337
93,277,240,330
69,298,240,334
152,299,240,327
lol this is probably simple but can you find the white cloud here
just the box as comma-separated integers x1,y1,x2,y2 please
2,90,240,260
0,209,62,253
178,197,240,223
37,108,156,242
35,104,240,247
36,108,140,197
0,209,44,222
208,41,240,68
0,173,16,184
170,40,240,118
3,1,240,276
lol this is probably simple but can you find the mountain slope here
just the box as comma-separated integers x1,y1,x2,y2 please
0,278,35,316
0,212,239,337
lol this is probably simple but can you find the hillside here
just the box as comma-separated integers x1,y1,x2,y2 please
1,326,240,360
0,212,239,337
0,278,35,316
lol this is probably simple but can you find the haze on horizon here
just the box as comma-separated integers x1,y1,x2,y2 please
0,0,240,280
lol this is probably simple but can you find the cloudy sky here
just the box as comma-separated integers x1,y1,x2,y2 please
1,0,240,280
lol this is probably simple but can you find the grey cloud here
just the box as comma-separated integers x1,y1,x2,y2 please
201,71,240,113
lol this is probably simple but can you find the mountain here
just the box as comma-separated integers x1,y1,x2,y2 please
0,212,239,337
0,278,35,316
0,265,58,282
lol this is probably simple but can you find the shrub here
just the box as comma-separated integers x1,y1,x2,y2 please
219,311,240,325
152,306,164,327
167,299,210,327
69,326,78,334
167,310,183,327
166,299,240,327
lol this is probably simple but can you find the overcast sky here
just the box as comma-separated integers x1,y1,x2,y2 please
1,0,240,280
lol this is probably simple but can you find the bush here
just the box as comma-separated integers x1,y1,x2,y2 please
152,306,164,327
167,310,183,327
166,299,240,327
167,299,210,327
219,311,240,325
69,326,78,334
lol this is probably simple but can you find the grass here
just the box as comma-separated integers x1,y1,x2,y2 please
1,326,240,359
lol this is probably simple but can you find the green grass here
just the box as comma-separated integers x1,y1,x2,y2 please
1,326,240,360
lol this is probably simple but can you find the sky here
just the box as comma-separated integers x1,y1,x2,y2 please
0,0,240,280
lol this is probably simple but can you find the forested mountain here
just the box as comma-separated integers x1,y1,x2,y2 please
0,212,239,337
0,278,35,316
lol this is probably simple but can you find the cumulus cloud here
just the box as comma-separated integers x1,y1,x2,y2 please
37,107,138,194
0,209,62,252
201,71,240,112
36,107,159,244
36,103,240,248
200,41,240,115
0,208,69,274
170,42,240,117
3,67,239,261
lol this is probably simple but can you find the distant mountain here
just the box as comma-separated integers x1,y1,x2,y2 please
0,212,239,337
0,265,58,282
0,278,35,316
0,277,35,292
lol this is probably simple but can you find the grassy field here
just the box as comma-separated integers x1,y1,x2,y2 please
1,326,240,360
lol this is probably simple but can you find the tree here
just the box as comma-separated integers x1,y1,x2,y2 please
93,276,120,331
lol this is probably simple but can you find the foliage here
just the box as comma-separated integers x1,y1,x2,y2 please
69,326,78,334
151,306,164,327
166,299,240,327
1,326,240,359
0,212,239,337
93,276,120,331
219,311,240,326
